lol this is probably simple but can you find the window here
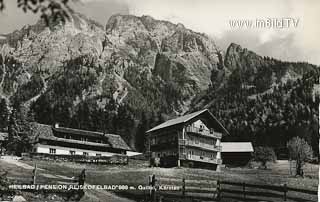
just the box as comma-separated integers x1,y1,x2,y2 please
199,125,204,132
83,152,89,156
151,137,156,145
70,151,75,155
96,153,101,157
49,148,56,154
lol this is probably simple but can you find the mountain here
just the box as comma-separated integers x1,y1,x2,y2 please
0,13,318,152
0,13,222,148
190,43,319,155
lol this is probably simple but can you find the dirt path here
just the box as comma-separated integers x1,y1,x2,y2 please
0,156,43,170
82,186,135,202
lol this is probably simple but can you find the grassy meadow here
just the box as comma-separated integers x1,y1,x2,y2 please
17,158,318,202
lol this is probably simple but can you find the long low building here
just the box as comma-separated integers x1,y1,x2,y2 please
221,142,254,166
30,123,131,157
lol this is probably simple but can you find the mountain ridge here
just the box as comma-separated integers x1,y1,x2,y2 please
0,13,318,152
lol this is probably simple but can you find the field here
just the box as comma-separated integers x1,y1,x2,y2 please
0,156,318,202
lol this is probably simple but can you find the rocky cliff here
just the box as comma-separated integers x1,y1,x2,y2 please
0,13,221,114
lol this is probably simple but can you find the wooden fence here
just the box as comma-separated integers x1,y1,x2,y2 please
144,174,220,201
139,175,317,202
220,181,318,201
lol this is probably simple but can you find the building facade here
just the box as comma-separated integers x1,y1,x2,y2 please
30,123,131,157
146,109,229,171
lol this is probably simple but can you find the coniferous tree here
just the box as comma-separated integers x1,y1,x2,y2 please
135,112,149,152
0,98,9,131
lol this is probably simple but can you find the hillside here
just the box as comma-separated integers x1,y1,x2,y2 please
0,13,318,153
190,43,319,154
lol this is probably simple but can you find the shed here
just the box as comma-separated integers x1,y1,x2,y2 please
221,142,254,166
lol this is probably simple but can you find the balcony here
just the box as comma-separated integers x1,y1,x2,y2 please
186,154,222,164
185,126,222,139
178,139,186,146
179,139,221,152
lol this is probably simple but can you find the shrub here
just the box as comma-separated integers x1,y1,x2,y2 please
253,146,277,169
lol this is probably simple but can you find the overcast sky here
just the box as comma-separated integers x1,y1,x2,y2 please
0,0,319,65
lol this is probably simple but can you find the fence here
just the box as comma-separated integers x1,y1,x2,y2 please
220,181,318,201
143,174,220,201
134,175,318,202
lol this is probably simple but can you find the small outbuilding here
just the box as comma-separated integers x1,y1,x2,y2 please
221,142,254,166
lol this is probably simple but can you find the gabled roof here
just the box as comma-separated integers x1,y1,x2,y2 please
221,142,254,153
146,109,229,134
104,133,132,150
29,123,131,151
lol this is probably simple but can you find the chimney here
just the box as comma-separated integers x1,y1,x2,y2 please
54,123,59,128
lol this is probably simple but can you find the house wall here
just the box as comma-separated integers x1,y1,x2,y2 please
186,148,217,159
221,152,253,166
35,144,121,157
185,119,222,160
149,129,179,152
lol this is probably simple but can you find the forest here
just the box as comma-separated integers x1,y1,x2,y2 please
197,62,319,158
0,53,318,156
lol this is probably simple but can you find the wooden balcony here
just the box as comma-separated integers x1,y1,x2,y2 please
186,155,222,164
179,139,221,152
178,139,186,146
185,126,222,139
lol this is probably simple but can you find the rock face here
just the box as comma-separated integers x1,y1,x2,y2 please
0,13,221,118
192,42,318,111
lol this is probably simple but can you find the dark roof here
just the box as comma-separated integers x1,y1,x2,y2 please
106,134,132,150
53,127,106,138
221,142,254,152
30,123,131,151
0,132,8,141
146,109,229,134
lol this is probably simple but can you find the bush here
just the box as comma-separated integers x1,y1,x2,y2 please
253,146,277,169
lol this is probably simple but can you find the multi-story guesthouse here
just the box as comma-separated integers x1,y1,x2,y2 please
146,109,229,171
30,123,131,157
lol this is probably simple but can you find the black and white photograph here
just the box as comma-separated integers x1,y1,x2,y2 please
0,0,319,201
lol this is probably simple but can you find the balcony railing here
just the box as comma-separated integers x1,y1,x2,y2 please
179,139,221,151
178,139,186,146
185,126,222,139
186,155,222,164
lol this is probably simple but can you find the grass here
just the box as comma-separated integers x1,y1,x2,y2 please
18,159,318,202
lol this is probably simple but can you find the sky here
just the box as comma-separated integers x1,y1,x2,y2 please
0,0,319,65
